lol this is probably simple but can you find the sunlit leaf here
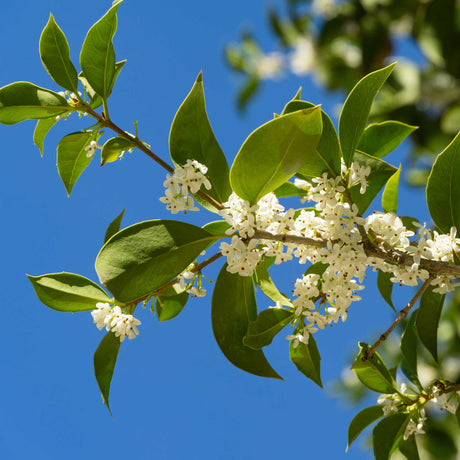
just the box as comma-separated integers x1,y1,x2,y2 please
101,137,136,165
382,165,401,214
104,209,125,244
156,287,189,322
254,257,293,307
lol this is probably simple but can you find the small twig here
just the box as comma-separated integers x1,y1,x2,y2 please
363,275,435,360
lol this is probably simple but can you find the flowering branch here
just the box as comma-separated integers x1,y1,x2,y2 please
364,275,435,360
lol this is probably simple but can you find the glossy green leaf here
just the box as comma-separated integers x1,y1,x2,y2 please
282,100,341,178
39,14,78,92
57,131,96,195
398,434,420,460
104,209,125,244
95,220,219,303
201,220,230,235
33,117,58,157
273,181,308,199
416,286,445,362
27,272,112,312
80,1,122,100
358,121,417,159
304,261,329,277
339,63,396,166
101,137,135,165
290,336,322,388
243,308,294,349
401,313,421,388
94,331,120,415
156,288,189,322
352,343,398,394
382,165,401,214
169,73,232,209
349,151,397,215
211,264,281,379
254,258,293,307
373,413,409,460
377,271,396,312
347,405,384,450
0,82,70,124
426,132,460,233
230,107,323,202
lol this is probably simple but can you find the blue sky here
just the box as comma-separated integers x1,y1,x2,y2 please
0,1,431,459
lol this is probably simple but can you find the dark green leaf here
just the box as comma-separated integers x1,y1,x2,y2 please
373,413,409,460
352,342,398,394
398,433,420,460
358,121,417,159
416,286,445,362
95,220,219,303
156,288,189,322
94,331,120,415
243,308,294,349
211,264,281,379
282,100,341,178
237,76,259,112
349,151,397,215
304,261,329,277
33,117,58,157
382,165,401,214
347,405,384,450
290,336,322,388
104,209,125,244
39,14,78,92
401,313,421,388
456,404,460,428
27,272,112,312
56,131,97,195
80,1,122,100
273,181,308,199
426,132,460,233
254,258,293,307
230,107,322,202
101,136,136,165
377,271,396,312
169,72,232,210
339,63,396,166
0,82,70,125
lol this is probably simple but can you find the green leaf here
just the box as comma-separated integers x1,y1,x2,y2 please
273,181,308,199
358,121,417,159
254,258,293,307
156,288,189,322
169,73,232,209
416,286,445,362
95,220,219,303
426,132,460,233
211,264,281,379
455,404,460,428
290,336,322,388
33,117,58,157
347,405,384,450
281,100,341,178
104,209,125,244
101,137,135,165
27,272,112,312
243,308,294,349
230,107,323,202
377,271,396,312
80,1,122,100
304,261,329,277
373,413,409,460
39,14,78,93
94,331,120,415
201,220,230,235
401,313,421,388
349,151,397,215
352,342,398,394
57,131,97,195
382,165,401,214
0,82,70,125
339,63,396,166
398,434,420,460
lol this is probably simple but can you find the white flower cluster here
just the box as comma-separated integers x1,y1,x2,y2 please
160,159,211,214
404,409,426,440
431,385,460,414
91,302,141,343
218,161,460,346
176,264,207,297
377,383,407,415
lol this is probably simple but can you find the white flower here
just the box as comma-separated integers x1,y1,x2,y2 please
85,140,102,158
254,52,284,79
403,409,426,440
91,302,112,330
220,236,262,277
348,161,371,194
289,37,315,76
431,386,460,414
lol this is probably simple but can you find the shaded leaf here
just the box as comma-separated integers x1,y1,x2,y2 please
104,209,125,244
401,313,421,388
290,336,322,388
347,405,384,450
27,272,111,312
211,264,281,379
156,288,189,322
339,63,396,166
398,434,420,460
95,220,219,303
377,271,396,312
33,117,58,157
373,413,409,460
230,107,322,202
94,331,120,415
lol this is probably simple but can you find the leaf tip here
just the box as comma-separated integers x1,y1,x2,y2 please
196,70,203,83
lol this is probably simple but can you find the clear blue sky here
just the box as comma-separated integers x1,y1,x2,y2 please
0,1,430,459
